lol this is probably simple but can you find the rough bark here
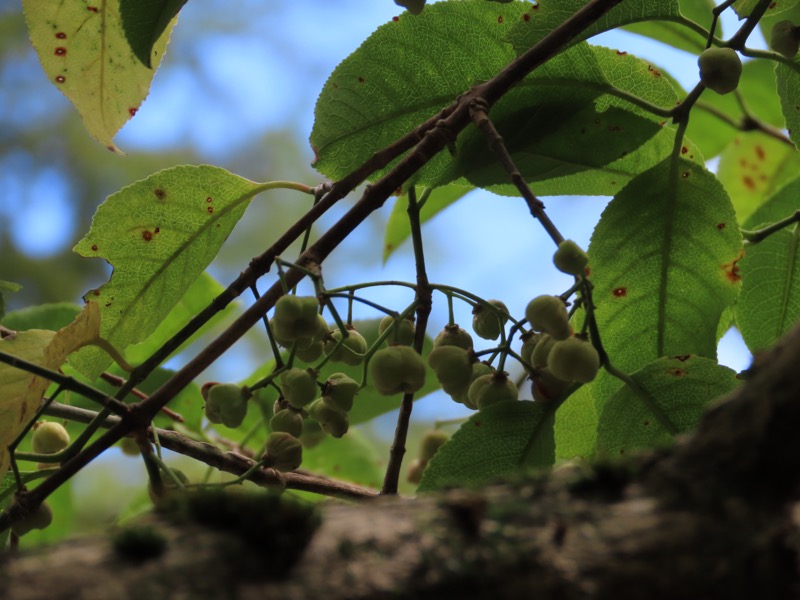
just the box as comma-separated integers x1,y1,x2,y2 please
4,323,800,600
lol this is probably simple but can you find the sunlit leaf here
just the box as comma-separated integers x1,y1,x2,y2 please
775,61,800,148
301,430,383,489
622,0,712,54
418,400,555,491
69,166,264,380
717,132,800,222
596,355,739,457
736,176,800,351
2,303,82,333
0,303,100,479
734,0,799,19
553,385,597,460
21,0,177,150
0,280,22,322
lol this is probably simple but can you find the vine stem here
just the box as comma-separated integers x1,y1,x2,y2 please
0,0,625,531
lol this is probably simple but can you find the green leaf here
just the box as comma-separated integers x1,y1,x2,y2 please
736,176,800,351
596,356,739,457
383,184,473,262
689,59,786,159
2,303,82,332
301,429,384,489
119,0,188,68
623,0,712,54
506,0,681,56
21,0,177,151
69,166,264,380
775,61,800,148
588,159,742,375
0,280,22,322
417,401,555,492
717,132,800,222
734,0,799,18
554,386,597,460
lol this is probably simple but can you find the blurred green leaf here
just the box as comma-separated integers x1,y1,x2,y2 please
775,61,800,148
736,176,800,351
301,429,383,489
418,400,555,491
2,303,82,332
0,280,23,322
69,166,263,380
596,355,739,457
21,0,176,150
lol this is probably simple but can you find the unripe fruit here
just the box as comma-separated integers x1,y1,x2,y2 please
379,315,416,346
530,334,557,369
525,295,571,340
770,20,799,58
204,383,250,428
270,318,315,351
323,327,367,366
322,373,359,413
370,345,427,396
468,372,518,410
451,362,493,409
427,345,473,395
394,0,425,15
307,398,349,438
433,324,474,350
472,299,509,341
531,368,572,403
280,368,319,409
698,48,742,95
547,337,600,383
553,240,589,276
295,340,324,363
419,430,449,461
406,458,426,484
11,502,52,536
265,432,303,472
272,295,321,342
119,437,140,457
520,331,542,366
32,422,70,454
270,409,304,438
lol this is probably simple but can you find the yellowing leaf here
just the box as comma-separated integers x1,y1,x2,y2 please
0,303,100,479
22,0,176,151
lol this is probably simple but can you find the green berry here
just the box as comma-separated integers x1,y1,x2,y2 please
433,324,474,350
280,368,319,409
323,327,367,366
472,299,508,341
265,432,303,472
427,345,473,395
468,372,518,410
406,458,426,485
394,0,425,15
307,398,349,438
531,368,572,403
698,48,742,95
419,430,449,461
530,333,557,369
11,502,53,537
204,383,250,428
322,373,359,413
32,422,70,454
270,409,304,438
547,337,600,383
553,240,589,276
379,315,416,346
295,339,324,363
119,437,140,457
370,345,427,396
272,295,321,342
525,295,571,341
451,362,494,409
520,331,542,366
770,20,799,58
148,468,189,504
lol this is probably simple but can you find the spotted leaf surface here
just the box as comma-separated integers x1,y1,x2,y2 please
22,0,176,151
70,166,262,379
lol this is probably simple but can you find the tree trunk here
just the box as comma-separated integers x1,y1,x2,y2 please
5,324,800,600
